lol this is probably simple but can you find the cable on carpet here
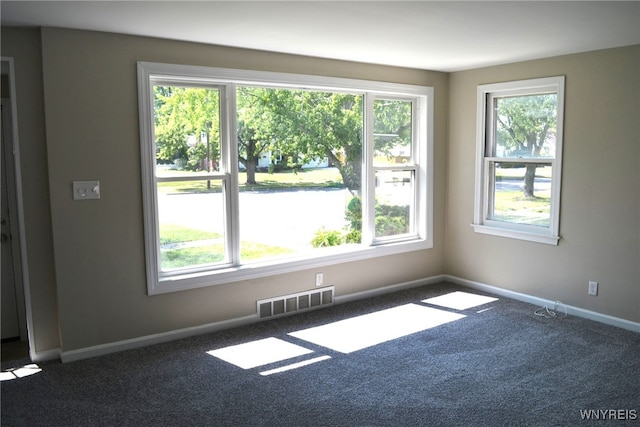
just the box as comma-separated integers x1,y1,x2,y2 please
534,300,568,319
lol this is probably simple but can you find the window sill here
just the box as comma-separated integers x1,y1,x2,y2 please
471,224,560,246
150,238,432,295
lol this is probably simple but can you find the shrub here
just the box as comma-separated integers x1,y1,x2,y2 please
345,196,362,231
311,195,409,248
375,204,409,236
343,229,361,244
311,228,344,248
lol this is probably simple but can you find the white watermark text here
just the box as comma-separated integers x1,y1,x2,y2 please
580,409,637,421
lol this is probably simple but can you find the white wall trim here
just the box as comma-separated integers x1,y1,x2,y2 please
2,57,41,361
334,275,446,304
444,275,640,334
61,314,258,363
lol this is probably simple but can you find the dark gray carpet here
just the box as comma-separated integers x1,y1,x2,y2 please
2,282,638,426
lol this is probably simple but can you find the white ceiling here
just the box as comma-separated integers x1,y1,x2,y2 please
2,1,639,72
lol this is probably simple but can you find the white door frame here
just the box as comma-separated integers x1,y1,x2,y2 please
2,97,25,340
1,57,35,355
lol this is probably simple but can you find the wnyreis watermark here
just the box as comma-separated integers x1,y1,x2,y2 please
580,409,638,421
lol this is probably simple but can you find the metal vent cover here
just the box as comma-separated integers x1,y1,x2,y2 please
257,286,334,319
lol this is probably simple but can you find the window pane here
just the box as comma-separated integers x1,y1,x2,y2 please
157,181,227,271
238,176,356,263
374,170,413,238
153,85,221,178
493,93,557,158
373,99,412,166
236,87,363,262
489,162,552,227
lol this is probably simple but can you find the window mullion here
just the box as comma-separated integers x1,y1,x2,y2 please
409,98,418,238
362,93,375,246
222,84,240,265
485,157,554,164
138,69,162,291
486,94,496,157
373,164,418,172
483,158,493,222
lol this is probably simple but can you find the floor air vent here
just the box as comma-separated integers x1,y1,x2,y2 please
257,286,334,319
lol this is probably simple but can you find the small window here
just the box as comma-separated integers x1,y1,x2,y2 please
473,77,565,245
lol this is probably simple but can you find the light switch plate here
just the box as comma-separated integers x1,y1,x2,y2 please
73,180,100,200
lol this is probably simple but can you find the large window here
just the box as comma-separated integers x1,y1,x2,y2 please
138,62,433,294
473,76,565,244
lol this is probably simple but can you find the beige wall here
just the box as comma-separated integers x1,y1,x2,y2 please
446,45,640,322
2,24,638,358
36,27,447,352
1,28,61,353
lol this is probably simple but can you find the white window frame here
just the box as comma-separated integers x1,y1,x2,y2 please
473,76,564,245
137,62,433,295
367,96,421,245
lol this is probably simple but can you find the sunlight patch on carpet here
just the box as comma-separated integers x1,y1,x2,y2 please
289,303,465,354
259,355,331,376
423,291,498,311
207,337,313,369
0,364,42,382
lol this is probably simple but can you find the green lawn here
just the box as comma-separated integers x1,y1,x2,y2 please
158,167,344,194
492,190,551,227
160,239,294,270
490,164,552,226
162,244,225,269
159,224,221,245
159,223,294,270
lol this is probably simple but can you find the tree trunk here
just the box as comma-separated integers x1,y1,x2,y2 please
245,158,257,185
326,149,361,195
244,139,258,185
523,164,537,198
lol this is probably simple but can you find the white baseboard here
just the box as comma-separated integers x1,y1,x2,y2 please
444,275,640,333
334,274,446,304
61,314,258,363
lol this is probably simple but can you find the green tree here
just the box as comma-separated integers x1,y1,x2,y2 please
373,99,413,160
154,86,220,171
296,91,363,194
494,94,557,198
236,87,274,185
154,85,413,196
239,88,364,194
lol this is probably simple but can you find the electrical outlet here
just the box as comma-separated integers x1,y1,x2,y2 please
588,281,598,296
315,272,324,286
